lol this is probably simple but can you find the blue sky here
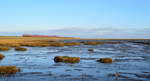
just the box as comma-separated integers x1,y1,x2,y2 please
0,0,150,38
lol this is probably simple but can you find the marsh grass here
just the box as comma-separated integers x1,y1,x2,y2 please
83,41,120,45
83,41,101,45
15,47,27,51
0,36,78,47
97,58,113,63
0,36,122,48
0,47,10,51
0,54,5,60
0,66,20,75
49,42,65,47
64,42,81,46
54,56,80,63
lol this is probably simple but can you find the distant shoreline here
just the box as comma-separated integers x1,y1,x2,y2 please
0,36,150,40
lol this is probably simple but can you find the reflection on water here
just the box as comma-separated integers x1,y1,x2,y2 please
0,40,150,81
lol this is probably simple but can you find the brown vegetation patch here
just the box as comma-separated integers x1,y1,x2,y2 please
0,36,79,47
64,42,81,46
0,43,20,47
0,66,20,75
54,56,80,63
97,58,113,63
83,41,101,45
0,47,10,51
49,42,65,47
0,54,5,60
20,42,65,47
15,47,27,51
0,36,122,47
83,41,121,45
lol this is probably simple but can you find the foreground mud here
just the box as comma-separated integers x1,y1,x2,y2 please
0,40,150,81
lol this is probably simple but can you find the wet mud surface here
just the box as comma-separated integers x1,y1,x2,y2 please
0,40,150,81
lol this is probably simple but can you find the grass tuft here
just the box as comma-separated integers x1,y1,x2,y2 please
15,47,27,51
97,58,113,63
64,42,81,46
0,54,5,60
0,47,10,51
83,41,101,45
0,66,20,75
54,56,80,63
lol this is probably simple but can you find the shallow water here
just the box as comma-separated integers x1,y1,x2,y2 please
0,40,150,81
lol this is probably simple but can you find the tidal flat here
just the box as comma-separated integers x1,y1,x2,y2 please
0,37,150,81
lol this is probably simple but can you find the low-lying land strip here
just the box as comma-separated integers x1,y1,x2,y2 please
0,36,149,47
